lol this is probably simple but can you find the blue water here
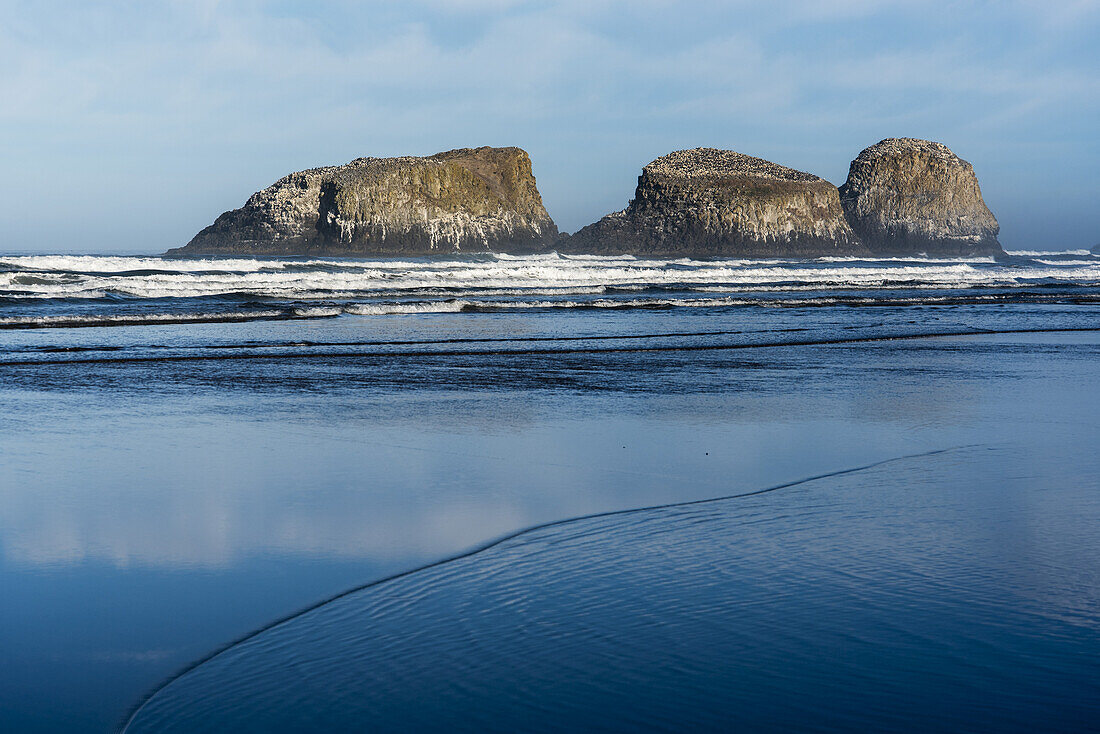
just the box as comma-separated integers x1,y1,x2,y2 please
124,444,1100,733
1,252,1099,731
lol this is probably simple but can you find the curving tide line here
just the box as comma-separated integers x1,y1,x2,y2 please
10,326,1100,369
121,444,977,732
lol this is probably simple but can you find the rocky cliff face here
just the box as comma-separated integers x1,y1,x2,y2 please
838,139,1001,256
170,147,558,256
562,148,865,257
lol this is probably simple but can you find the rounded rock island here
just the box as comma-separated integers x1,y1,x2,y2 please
561,148,865,258
838,138,1001,256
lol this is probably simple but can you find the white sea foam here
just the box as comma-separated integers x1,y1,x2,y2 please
336,291,1061,316
2,253,1099,324
343,301,473,315
3,289,1094,328
1006,249,1094,257
0,310,293,329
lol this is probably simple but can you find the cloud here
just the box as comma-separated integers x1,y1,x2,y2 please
0,0,1096,247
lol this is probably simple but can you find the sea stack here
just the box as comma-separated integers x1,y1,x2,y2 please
838,138,1001,256
563,148,864,257
169,147,558,256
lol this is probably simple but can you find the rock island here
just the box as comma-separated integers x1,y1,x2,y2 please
169,147,558,256
172,139,1004,259
838,138,1001,256
562,148,866,257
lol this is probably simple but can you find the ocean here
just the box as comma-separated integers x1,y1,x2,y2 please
1,251,1099,731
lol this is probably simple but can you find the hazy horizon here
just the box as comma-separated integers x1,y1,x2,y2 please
2,1,1097,254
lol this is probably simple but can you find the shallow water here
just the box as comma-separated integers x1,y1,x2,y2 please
2,253,1099,731
125,443,1100,733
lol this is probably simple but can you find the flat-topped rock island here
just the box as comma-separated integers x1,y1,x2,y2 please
169,147,559,257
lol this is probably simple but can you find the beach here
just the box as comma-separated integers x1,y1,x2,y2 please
1,252,1099,730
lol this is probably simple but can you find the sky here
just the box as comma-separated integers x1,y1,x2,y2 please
0,0,1097,253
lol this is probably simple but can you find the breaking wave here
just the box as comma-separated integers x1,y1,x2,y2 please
2,251,1099,329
